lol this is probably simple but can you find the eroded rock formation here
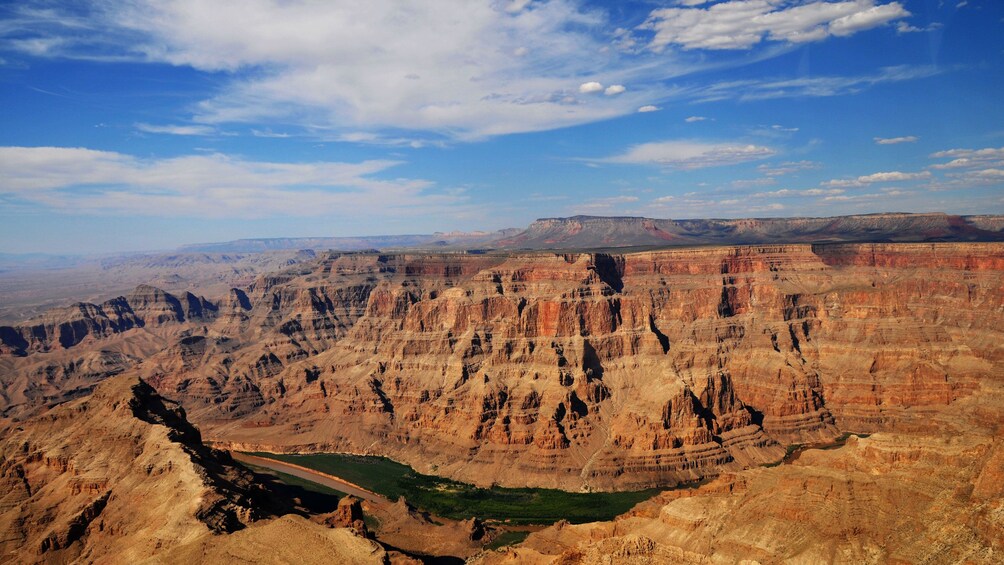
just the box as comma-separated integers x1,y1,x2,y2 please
2,242,1002,492
0,375,386,564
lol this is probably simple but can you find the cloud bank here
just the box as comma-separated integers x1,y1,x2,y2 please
1,0,920,142
599,140,775,169
0,146,470,219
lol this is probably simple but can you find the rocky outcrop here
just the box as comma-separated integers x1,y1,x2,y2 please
0,375,386,564
0,375,269,563
321,496,369,537
0,285,215,356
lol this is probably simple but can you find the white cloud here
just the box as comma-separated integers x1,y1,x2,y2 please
732,177,777,188
969,169,1004,179
2,2,941,142
571,195,640,213
752,188,845,197
505,0,533,14
579,81,604,94
685,116,706,122
250,128,291,138
858,171,930,183
929,147,1004,169
691,65,939,102
896,21,941,34
874,135,917,144
641,0,909,51
4,1,658,141
135,123,216,136
604,84,626,96
0,146,471,219
821,189,915,202
822,170,931,187
757,160,820,176
638,105,661,113
598,140,775,169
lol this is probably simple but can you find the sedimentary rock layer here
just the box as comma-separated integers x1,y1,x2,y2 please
469,431,1004,564
3,242,1002,491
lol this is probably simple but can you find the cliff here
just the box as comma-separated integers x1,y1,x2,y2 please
2,243,1002,491
0,285,216,356
470,432,1004,564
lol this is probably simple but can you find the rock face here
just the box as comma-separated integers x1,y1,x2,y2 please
470,431,1004,564
0,285,216,356
2,243,1003,492
495,213,1004,249
0,375,264,563
0,375,386,565
140,514,386,565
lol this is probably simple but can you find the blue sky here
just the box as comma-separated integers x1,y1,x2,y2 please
1,0,1002,254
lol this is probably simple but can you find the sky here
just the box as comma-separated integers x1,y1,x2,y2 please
0,0,1002,254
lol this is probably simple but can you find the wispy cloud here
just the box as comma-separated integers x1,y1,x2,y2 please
757,160,820,176
896,21,942,34
135,123,216,136
822,170,931,187
250,128,291,138
690,65,940,102
595,140,776,169
731,177,777,188
570,195,640,213
874,135,918,144
752,188,845,197
0,146,472,219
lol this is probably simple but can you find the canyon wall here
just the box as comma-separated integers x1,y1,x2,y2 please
2,243,1002,491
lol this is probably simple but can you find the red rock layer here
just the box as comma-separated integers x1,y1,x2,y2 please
3,243,1002,490
194,244,1003,490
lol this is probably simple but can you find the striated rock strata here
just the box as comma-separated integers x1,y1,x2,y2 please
470,375,1004,564
2,242,1003,491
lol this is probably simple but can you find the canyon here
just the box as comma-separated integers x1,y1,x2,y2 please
2,241,1002,492
1,214,1003,562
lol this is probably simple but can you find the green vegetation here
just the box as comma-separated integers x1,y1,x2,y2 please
486,530,532,550
239,461,343,514
363,514,381,531
248,452,658,525
242,461,344,498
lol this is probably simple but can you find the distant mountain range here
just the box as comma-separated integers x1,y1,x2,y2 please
178,229,522,253
493,213,1004,250
177,213,1004,254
